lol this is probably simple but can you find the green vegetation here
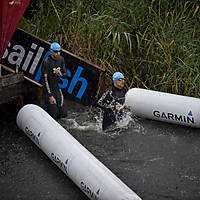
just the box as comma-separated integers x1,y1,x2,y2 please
19,0,200,96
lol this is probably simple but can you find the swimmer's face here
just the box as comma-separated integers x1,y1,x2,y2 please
114,78,125,89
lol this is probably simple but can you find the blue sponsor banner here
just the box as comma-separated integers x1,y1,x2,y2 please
1,28,104,105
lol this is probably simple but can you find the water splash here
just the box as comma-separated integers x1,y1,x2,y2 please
100,111,141,137
59,118,102,132
58,106,144,136
58,107,103,132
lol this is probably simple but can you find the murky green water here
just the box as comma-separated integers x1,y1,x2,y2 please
0,100,200,200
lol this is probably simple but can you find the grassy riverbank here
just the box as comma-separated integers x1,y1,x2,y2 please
19,0,200,96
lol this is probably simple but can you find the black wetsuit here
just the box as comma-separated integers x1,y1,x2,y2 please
42,55,68,119
97,85,126,130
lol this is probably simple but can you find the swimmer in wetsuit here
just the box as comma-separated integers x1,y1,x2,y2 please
97,72,131,130
42,42,68,119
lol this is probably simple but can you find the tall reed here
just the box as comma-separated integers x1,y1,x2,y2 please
20,0,200,96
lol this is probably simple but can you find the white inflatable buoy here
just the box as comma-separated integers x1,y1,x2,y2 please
125,88,200,128
16,104,142,200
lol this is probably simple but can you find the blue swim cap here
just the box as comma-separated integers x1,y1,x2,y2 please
50,42,61,51
112,72,124,83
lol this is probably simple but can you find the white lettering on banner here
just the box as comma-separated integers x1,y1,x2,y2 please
22,43,36,70
2,41,88,100
29,46,44,74
2,42,44,75
8,44,25,66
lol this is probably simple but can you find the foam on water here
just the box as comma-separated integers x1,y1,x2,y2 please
58,107,103,132
59,118,103,132
58,107,143,137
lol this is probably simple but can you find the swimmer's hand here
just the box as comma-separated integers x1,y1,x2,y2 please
49,96,56,104
53,67,62,76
